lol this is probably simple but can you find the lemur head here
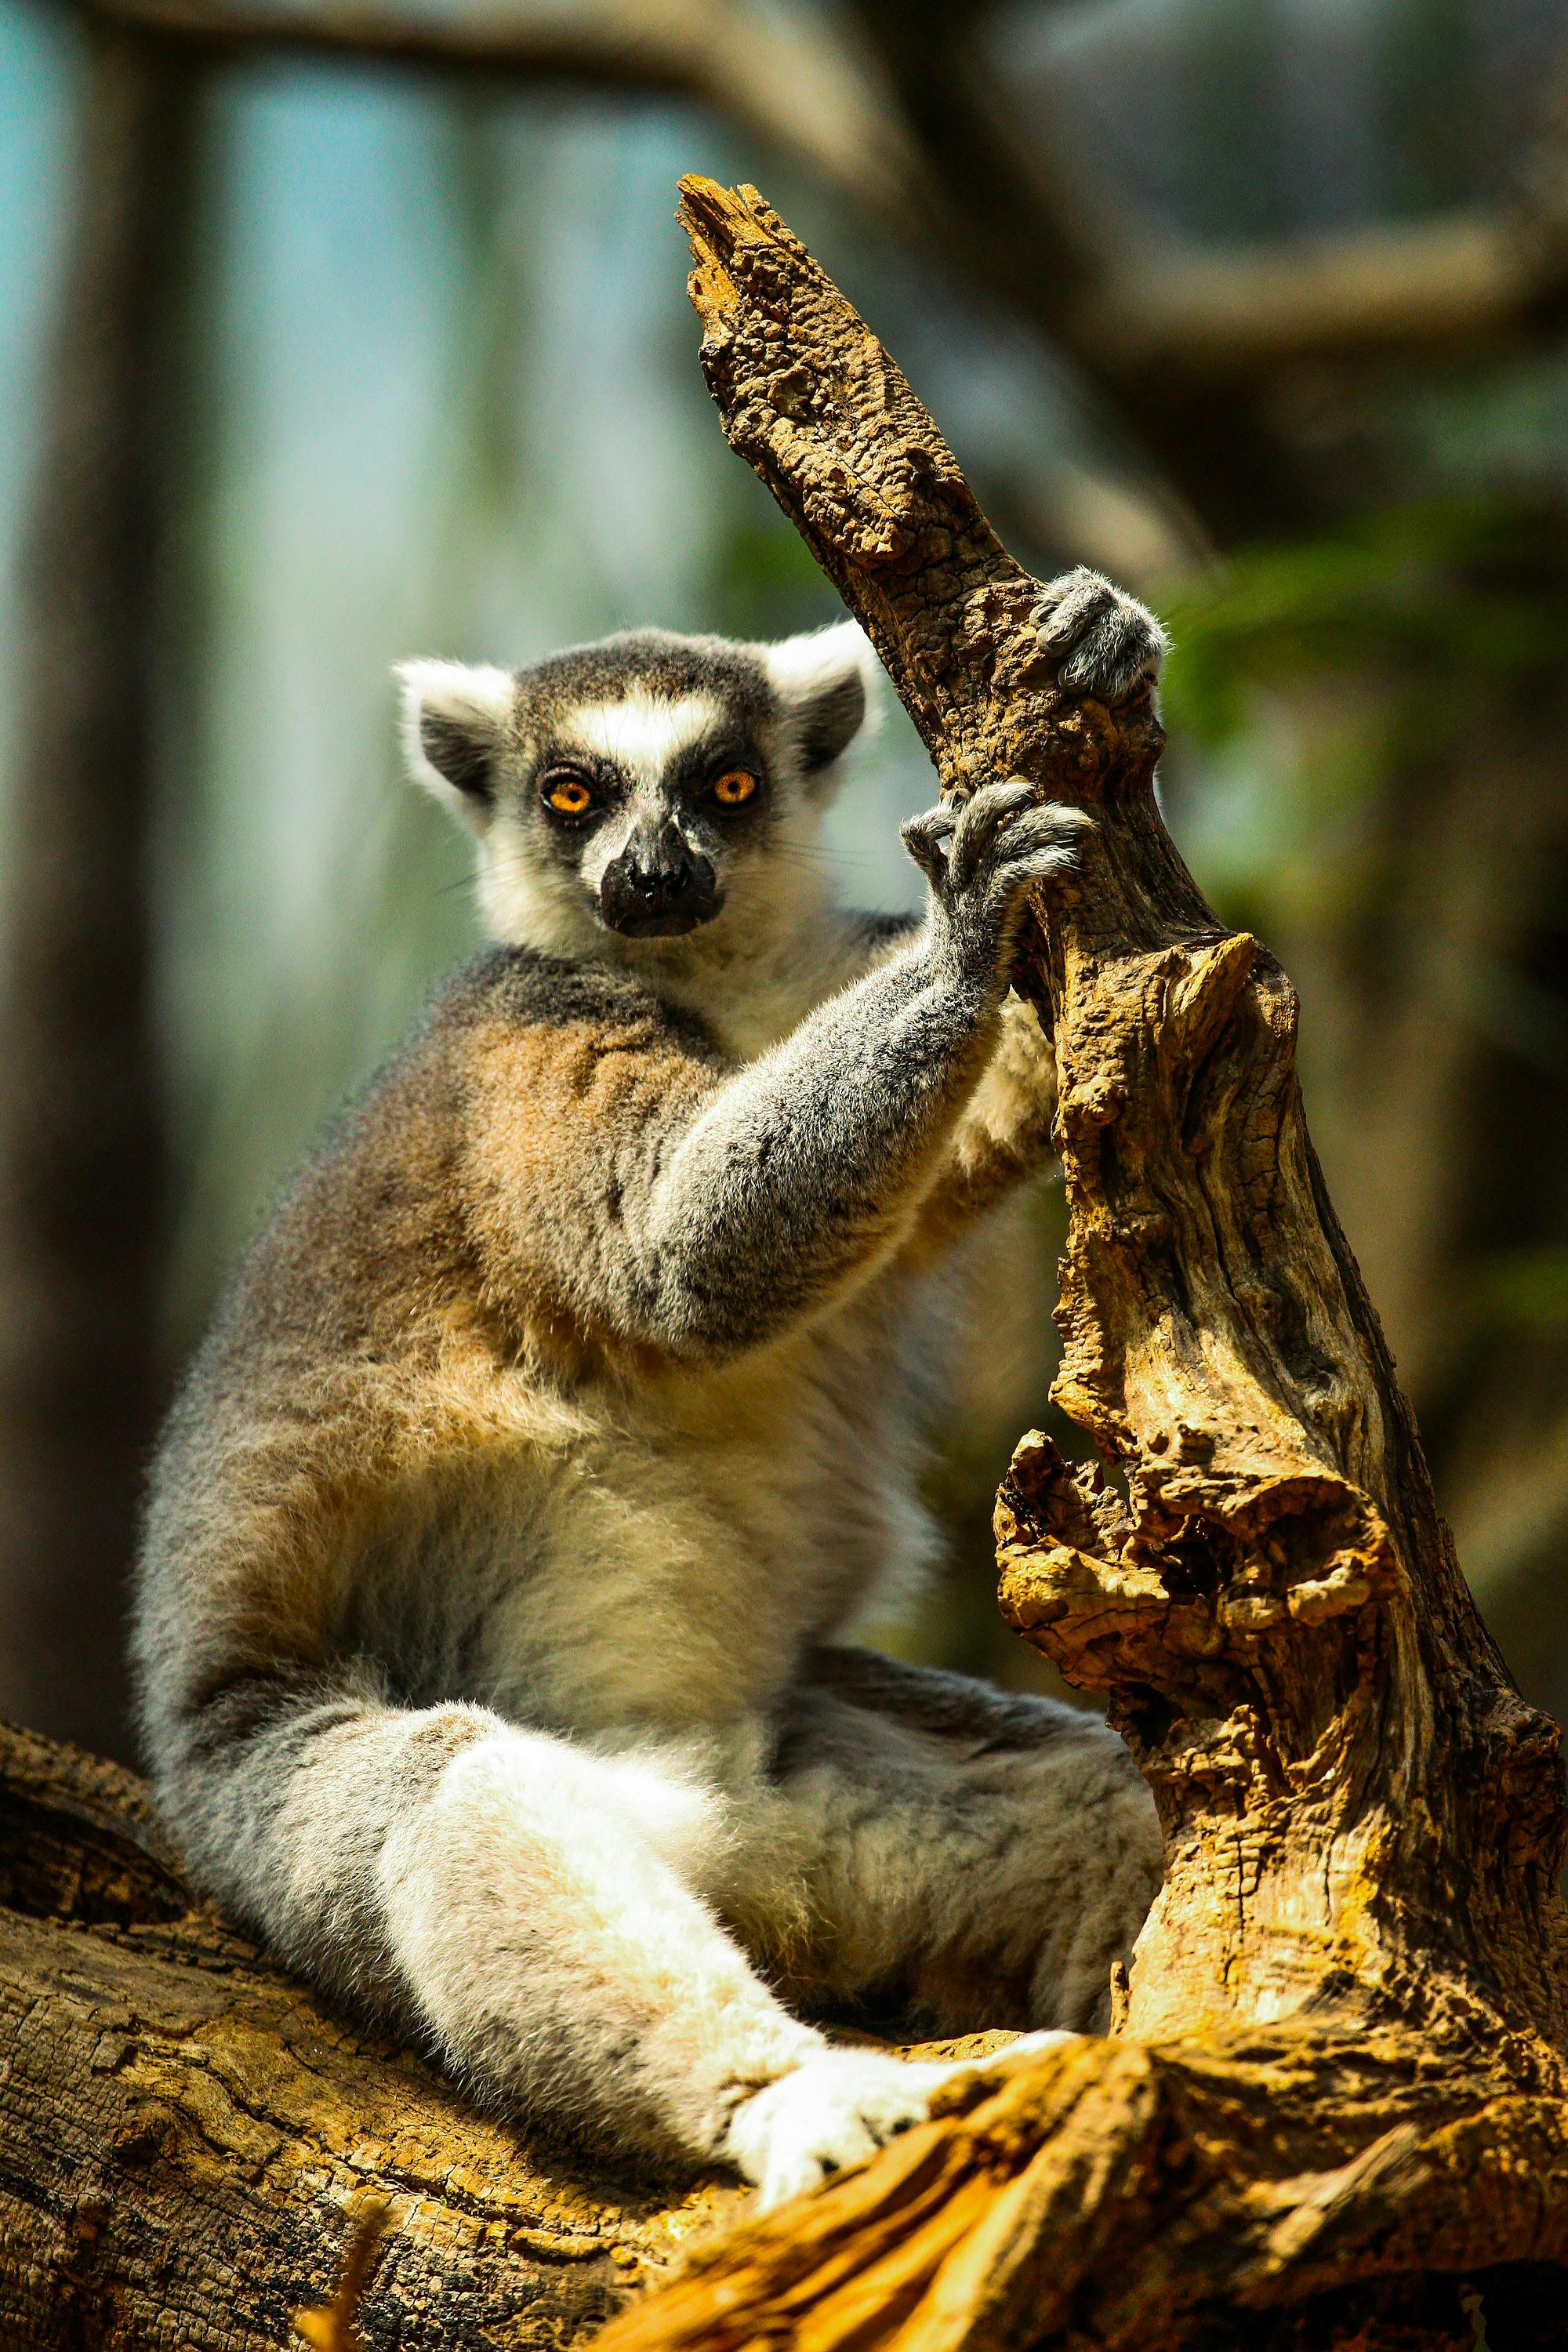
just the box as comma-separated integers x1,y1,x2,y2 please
397,623,880,964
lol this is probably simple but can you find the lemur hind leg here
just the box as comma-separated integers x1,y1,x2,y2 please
163,1681,1036,2208
718,1647,1163,2038
180,1693,823,2163
392,1716,1059,2208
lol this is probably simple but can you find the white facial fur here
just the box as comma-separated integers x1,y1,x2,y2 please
564,692,727,783
563,694,726,897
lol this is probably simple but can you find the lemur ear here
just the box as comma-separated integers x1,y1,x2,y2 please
396,659,516,831
761,620,882,800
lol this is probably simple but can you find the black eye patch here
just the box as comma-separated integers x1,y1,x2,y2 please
668,735,767,803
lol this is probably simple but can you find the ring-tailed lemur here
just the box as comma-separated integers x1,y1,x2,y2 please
133,568,1167,2210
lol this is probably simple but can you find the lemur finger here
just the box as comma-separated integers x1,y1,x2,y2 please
1033,565,1116,651
1058,605,1167,703
999,844,1080,904
900,804,956,887
987,800,1092,870
914,2030,1079,2096
985,804,1094,902
947,778,1039,891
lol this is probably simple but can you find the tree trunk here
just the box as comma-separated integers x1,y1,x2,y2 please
581,180,1568,2352
0,28,195,1761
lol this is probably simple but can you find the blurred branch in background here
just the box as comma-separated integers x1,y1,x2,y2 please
77,0,1199,579
66,2,1568,563
849,0,1568,535
0,24,196,1757
93,0,1568,543
81,0,920,223
1079,205,1568,375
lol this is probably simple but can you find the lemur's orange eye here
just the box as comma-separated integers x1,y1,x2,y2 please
543,772,594,817
713,769,758,807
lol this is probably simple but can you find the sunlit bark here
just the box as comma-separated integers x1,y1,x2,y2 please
585,179,1568,2352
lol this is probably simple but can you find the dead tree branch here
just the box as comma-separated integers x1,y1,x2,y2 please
583,177,1568,2352
81,0,916,224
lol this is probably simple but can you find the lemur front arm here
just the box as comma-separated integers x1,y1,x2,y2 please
464,929,1000,1361
463,789,1086,1363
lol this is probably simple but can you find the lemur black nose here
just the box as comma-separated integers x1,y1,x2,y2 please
599,818,721,938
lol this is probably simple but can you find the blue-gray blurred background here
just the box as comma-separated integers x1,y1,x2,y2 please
3,0,1567,1762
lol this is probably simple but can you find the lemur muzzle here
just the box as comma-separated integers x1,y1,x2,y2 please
599,816,721,937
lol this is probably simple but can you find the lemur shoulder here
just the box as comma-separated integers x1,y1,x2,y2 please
133,568,1168,2209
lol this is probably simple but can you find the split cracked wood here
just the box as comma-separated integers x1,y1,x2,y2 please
583,179,1568,2351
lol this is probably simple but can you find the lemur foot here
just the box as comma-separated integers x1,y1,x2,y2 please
1033,565,1167,705
724,2035,1075,2212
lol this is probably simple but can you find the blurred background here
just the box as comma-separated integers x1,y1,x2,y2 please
2,0,1566,1765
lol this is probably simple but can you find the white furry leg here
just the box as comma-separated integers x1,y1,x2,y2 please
376,1722,822,2166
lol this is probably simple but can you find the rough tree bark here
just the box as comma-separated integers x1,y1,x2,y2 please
0,1717,1033,2344
5,177,1567,2352
0,1715,757,2345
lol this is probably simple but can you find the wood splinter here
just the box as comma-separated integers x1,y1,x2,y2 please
292,2199,393,2352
